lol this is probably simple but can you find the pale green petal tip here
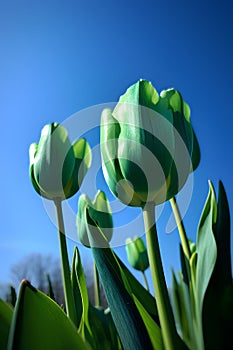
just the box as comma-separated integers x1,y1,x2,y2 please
29,143,38,165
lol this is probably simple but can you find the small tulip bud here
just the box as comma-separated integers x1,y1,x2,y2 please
125,236,149,272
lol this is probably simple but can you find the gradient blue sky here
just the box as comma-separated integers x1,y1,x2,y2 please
1,0,233,290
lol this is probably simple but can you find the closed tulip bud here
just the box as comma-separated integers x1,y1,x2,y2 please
29,122,91,200
125,236,149,271
100,79,200,207
76,190,113,247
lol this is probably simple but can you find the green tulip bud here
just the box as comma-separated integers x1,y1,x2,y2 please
76,190,113,247
100,79,200,207
29,122,92,200
125,236,149,271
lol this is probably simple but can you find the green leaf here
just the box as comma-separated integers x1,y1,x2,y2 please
71,247,93,345
196,181,217,312
170,272,197,350
213,181,232,287
179,244,190,285
71,247,121,350
194,181,217,350
7,280,89,350
0,299,13,350
132,294,164,350
202,181,233,349
114,251,159,322
88,306,122,350
92,247,153,350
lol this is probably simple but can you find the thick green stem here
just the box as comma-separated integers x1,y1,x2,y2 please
142,271,149,292
143,203,182,350
93,261,101,307
170,197,191,260
54,199,77,325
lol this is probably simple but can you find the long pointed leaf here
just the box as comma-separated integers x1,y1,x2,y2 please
114,251,159,321
71,247,94,345
213,181,232,287
71,247,121,350
7,280,89,350
202,181,233,349
195,181,217,350
92,247,153,350
0,299,13,350
132,294,164,350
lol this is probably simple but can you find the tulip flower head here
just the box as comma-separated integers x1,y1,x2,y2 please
76,190,113,248
125,236,149,272
29,122,92,200
100,79,200,207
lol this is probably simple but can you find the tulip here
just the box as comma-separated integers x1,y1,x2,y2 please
29,122,92,200
29,122,92,324
101,80,200,349
76,190,113,247
100,79,200,207
125,236,149,272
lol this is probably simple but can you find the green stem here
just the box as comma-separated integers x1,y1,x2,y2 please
54,199,77,325
143,203,183,350
93,261,101,307
142,271,149,292
169,197,191,260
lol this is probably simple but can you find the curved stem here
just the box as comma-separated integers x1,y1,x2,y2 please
142,271,149,292
54,199,77,325
170,197,191,260
143,203,185,350
93,261,101,307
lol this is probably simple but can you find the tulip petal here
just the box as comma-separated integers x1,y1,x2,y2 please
33,123,75,200
100,110,144,206
191,129,201,171
76,194,91,246
77,192,113,247
113,80,175,204
100,109,120,190
65,138,92,199
89,190,113,242
29,143,51,199
161,89,193,155
160,89,198,196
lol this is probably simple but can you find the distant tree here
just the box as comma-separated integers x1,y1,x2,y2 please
7,252,107,308
10,253,64,305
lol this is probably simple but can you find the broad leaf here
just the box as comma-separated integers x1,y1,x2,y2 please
71,247,121,350
213,181,232,287
7,280,89,350
92,246,153,350
132,294,164,350
195,181,217,313
171,272,197,350
194,181,217,350
202,181,233,349
88,305,122,350
0,299,13,350
114,251,159,321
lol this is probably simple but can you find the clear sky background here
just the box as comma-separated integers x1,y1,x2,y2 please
1,0,233,292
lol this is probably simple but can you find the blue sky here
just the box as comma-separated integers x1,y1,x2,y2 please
1,0,233,291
